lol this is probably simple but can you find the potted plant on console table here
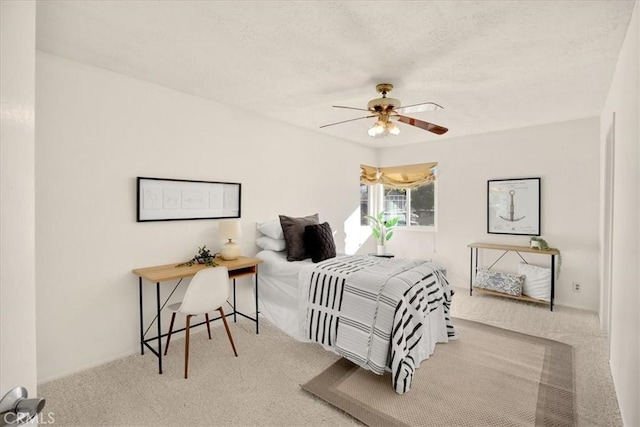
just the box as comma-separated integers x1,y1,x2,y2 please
364,211,399,256
529,237,562,278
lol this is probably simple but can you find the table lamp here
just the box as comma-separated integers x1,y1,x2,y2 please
219,220,242,260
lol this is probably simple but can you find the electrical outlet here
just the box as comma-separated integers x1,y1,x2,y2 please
573,282,581,292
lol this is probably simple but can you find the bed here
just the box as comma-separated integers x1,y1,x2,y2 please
255,248,457,394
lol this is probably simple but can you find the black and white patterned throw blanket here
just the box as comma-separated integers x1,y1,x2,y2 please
299,255,456,394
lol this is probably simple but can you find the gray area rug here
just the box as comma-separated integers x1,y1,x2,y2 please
301,318,575,427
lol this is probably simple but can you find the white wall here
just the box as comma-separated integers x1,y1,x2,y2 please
600,2,640,425
377,117,601,310
0,0,38,397
35,53,375,381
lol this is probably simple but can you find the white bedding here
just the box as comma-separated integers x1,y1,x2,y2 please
256,250,312,338
256,250,455,393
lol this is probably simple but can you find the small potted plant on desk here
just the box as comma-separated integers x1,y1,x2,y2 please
364,211,399,256
176,245,218,267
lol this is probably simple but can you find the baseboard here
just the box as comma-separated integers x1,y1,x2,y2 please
37,318,250,385
38,349,138,385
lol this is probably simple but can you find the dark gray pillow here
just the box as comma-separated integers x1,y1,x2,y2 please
304,222,336,263
279,214,319,261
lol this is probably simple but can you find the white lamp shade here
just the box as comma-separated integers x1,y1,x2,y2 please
218,220,242,241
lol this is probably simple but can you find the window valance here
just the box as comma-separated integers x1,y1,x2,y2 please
360,162,438,188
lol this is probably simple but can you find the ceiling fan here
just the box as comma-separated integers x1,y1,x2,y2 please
320,83,448,137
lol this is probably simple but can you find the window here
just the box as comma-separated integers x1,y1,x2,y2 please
359,184,370,225
360,163,437,230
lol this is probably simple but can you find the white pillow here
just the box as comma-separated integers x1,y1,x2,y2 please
517,262,551,302
256,219,284,240
256,236,286,252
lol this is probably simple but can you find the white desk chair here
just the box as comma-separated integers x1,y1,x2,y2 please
164,266,238,378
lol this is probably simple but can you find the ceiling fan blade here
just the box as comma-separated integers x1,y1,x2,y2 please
397,115,448,135
320,115,376,128
332,105,370,112
395,102,443,114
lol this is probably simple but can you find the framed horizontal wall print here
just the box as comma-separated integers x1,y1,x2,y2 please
487,177,540,236
137,177,241,222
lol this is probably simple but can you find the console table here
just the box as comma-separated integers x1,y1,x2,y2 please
132,256,262,374
468,242,558,311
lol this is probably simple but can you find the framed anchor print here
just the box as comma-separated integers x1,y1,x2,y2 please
487,177,540,236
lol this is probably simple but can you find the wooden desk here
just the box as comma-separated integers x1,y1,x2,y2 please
467,242,558,311
132,256,263,374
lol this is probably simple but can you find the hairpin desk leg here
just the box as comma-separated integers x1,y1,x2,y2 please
233,278,237,323
139,278,144,355
156,281,163,374
255,272,259,334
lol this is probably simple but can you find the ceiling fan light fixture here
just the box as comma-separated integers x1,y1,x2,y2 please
368,120,400,137
388,122,401,135
368,120,386,137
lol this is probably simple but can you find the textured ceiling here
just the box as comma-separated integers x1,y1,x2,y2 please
35,1,635,147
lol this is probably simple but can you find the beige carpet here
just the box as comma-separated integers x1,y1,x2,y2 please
38,287,621,426
302,318,575,427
